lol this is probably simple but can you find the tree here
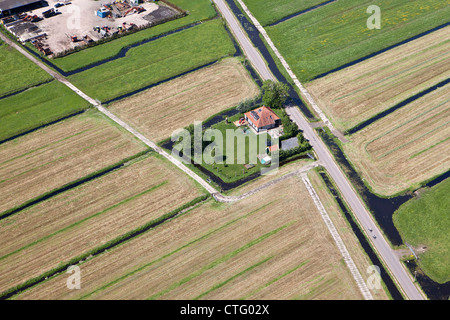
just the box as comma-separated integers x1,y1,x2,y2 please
262,80,289,108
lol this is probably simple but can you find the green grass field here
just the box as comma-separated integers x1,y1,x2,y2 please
68,20,236,103
393,178,450,284
266,0,450,82
200,113,270,183
0,41,53,97
46,0,217,72
0,81,91,141
242,0,329,26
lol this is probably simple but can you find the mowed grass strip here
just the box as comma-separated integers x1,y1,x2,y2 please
109,58,260,143
393,178,450,284
0,111,146,215
343,85,450,196
266,0,450,82
68,20,236,102
242,0,330,26
0,154,204,294
0,81,91,142
306,27,450,131
0,41,53,97
15,178,363,300
47,0,217,72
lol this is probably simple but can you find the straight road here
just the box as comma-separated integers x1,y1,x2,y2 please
212,0,425,300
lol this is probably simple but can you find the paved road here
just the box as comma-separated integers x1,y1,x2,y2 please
212,0,425,300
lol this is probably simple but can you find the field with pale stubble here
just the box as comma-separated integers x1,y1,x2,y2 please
343,85,450,196
0,111,146,216
306,26,450,132
14,173,367,300
108,58,260,142
0,153,205,295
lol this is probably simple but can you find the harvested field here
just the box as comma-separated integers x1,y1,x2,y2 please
0,111,146,215
15,177,364,300
0,154,204,294
109,58,260,142
306,27,450,131
343,85,450,196
308,169,389,300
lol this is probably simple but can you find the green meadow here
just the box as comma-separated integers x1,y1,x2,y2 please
266,0,450,82
0,81,90,141
0,41,53,97
242,0,329,26
45,0,217,72
393,178,450,284
68,20,236,103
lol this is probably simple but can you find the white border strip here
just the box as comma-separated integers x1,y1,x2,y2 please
301,172,374,300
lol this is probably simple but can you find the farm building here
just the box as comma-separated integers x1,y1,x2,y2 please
245,106,281,132
281,136,299,150
0,0,43,17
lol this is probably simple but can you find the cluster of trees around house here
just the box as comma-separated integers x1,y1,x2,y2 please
236,80,311,161
236,80,290,113
172,80,311,165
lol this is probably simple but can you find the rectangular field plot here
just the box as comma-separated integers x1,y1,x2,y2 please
0,111,146,216
306,27,450,131
0,81,91,142
14,177,364,300
109,58,260,142
266,0,450,82
0,41,52,97
343,85,450,196
68,20,236,103
242,0,330,26
0,154,204,294
48,0,217,72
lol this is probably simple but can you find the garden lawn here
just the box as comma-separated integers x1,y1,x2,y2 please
0,81,91,142
0,41,52,97
200,113,270,183
68,20,236,103
393,178,450,284
266,0,450,82
48,0,217,72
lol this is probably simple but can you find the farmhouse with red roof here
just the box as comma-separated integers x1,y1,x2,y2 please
244,106,281,132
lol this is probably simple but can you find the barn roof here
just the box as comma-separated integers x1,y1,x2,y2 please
281,137,299,150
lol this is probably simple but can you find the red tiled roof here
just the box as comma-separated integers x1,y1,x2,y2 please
245,106,280,129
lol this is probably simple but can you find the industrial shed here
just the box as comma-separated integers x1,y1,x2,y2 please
0,0,43,16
